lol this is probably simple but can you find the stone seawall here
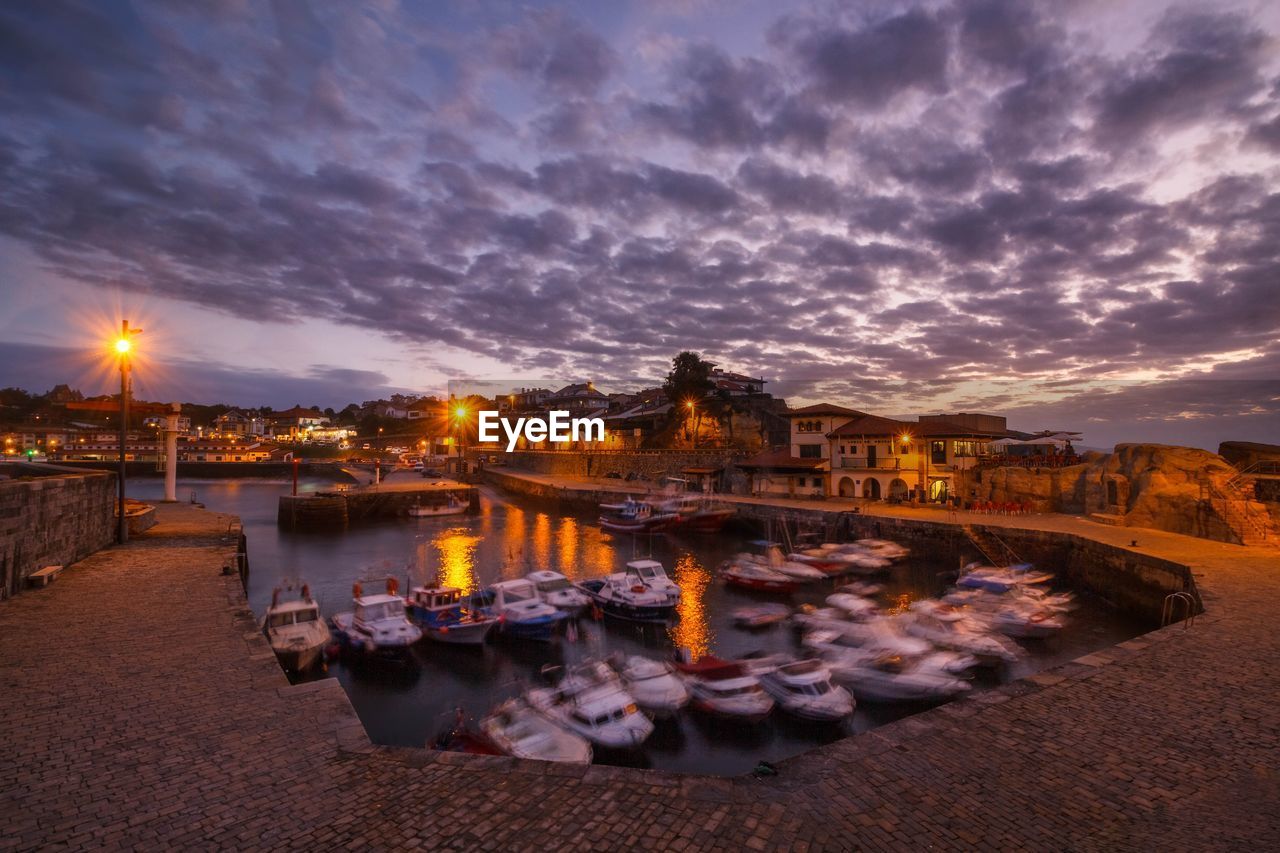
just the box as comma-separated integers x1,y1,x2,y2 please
0,471,115,599
501,449,742,481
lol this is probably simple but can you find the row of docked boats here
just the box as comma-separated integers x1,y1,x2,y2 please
262,560,688,670
437,650,860,764
597,494,735,534
719,539,908,592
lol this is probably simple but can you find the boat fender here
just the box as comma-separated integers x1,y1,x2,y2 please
631,585,646,594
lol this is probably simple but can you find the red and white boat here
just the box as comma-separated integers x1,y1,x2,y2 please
720,560,801,593
598,500,678,534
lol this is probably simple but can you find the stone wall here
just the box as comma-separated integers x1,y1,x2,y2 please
501,449,743,481
0,471,115,599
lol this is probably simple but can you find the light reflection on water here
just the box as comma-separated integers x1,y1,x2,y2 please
668,553,713,661
129,475,1150,776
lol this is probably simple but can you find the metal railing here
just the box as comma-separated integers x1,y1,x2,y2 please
1161,592,1197,629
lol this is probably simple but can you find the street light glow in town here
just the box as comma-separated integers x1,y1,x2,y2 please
455,406,467,419
114,337,132,354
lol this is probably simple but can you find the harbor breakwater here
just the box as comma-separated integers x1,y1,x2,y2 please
278,482,480,530
56,460,359,481
0,468,115,599
483,468,1193,623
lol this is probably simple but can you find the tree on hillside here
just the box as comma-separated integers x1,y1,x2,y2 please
663,352,715,447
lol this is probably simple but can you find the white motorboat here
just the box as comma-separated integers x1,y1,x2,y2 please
527,570,592,614
330,579,423,660
576,564,678,623
901,601,1022,665
261,584,330,672
472,579,569,642
407,494,467,517
623,559,681,606
956,564,1054,593
674,656,774,721
722,560,802,593
527,676,653,749
817,646,972,703
788,543,892,575
480,698,592,764
609,655,689,717
978,604,1065,639
825,593,879,620
748,657,855,722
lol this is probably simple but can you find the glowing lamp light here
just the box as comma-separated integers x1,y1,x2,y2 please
455,406,467,419
114,337,132,354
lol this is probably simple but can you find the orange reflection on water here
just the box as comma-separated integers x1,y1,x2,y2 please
433,527,482,593
667,552,712,661
557,517,580,579
528,512,552,574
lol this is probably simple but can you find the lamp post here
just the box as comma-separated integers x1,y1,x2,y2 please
453,405,467,477
687,399,697,449
115,321,141,543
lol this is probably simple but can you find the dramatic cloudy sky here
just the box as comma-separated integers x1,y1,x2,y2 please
1,0,1278,446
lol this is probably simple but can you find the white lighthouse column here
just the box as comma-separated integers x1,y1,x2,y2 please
164,402,180,502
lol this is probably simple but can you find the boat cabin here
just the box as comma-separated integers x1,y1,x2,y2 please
626,560,667,584
411,585,464,611
265,600,321,629
528,571,574,594
354,593,407,625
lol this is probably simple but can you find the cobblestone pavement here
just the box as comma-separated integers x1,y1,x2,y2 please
1,501,1278,850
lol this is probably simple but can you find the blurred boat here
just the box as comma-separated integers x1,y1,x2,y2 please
674,656,774,721
527,570,592,614
331,578,422,660
721,560,800,593
526,662,653,749
732,602,791,628
576,563,678,622
480,698,592,764
609,654,690,717
472,579,569,642
406,584,498,645
900,601,1021,665
745,656,855,722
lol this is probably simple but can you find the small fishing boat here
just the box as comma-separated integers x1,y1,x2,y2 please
977,604,1065,639
799,617,933,658
747,657,855,722
788,542,892,575
407,494,467,517
623,559,681,606
609,655,690,717
330,579,423,660
472,579,569,642
674,656,774,721
576,566,678,623
527,570,592,614
658,494,736,533
527,673,654,749
406,584,498,645
825,593,879,620
598,500,679,534
261,584,330,673
720,560,801,593
480,698,593,764
732,602,791,628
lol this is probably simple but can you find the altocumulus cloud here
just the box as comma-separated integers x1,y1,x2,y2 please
0,0,1278,410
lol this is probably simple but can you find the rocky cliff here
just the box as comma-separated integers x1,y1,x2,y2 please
958,444,1275,545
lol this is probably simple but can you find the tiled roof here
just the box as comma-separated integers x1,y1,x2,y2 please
786,403,864,418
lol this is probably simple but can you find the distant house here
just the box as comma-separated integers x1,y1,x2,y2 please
213,409,251,436
708,367,765,396
546,382,609,415
143,415,192,433
267,406,329,440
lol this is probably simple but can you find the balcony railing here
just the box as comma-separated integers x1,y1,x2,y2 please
838,457,901,470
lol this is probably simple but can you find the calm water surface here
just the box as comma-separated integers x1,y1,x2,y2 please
133,475,1149,775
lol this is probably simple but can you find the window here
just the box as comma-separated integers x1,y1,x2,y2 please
798,444,822,458
953,440,980,457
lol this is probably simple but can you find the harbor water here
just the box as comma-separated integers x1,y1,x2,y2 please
132,476,1149,776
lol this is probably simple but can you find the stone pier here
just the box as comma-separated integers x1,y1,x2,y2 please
2,495,1278,848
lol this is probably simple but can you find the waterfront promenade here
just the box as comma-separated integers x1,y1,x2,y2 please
1,500,1278,849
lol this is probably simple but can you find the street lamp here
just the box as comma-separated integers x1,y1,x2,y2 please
114,320,142,543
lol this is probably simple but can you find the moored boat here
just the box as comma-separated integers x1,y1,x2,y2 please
747,657,855,722
480,698,593,764
406,584,498,645
527,570,592,614
674,656,774,721
472,579,569,642
732,602,791,628
623,559,681,606
900,601,1021,665
526,670,654,749
261,584,330,673
576,565,678,623
609,654,690,717
407,494,467,517
330,579,423,660
720,560,800,593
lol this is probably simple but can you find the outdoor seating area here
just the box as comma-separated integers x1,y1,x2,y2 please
984,452,1079,469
